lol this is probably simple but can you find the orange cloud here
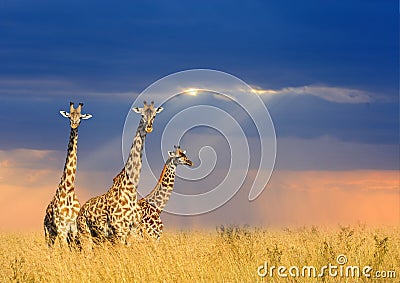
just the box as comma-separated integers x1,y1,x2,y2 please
0,168,96,232
0,149,93,231
0,147,398,231
164,169,399,229
256,170,399,227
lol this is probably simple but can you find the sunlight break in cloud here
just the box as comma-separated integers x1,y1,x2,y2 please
250,85,381,104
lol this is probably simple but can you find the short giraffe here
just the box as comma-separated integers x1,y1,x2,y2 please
137,145,193,240
76,101,163,246
44,102,92,247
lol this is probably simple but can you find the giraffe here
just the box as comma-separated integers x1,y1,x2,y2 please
137,145,193,240
44,102,92,248
76,101,163,246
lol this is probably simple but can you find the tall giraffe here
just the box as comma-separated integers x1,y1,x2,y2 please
137,145,193,240
76,101,163,246
44,102,92,247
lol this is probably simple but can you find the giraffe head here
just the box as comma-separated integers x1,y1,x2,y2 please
60,102,92,129
168,145,193,167
132,101,163,133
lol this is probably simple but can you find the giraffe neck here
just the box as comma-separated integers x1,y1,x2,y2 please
145,159,177,212
59,127,78,193
123,118,147,190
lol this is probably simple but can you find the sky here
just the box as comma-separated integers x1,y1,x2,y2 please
0,1,398,231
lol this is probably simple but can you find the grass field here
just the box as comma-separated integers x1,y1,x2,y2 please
0,225,398,282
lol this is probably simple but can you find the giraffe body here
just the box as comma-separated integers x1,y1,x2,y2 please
137,146,193,240
44,102,92,247
77,101,163,246
76,168,140,244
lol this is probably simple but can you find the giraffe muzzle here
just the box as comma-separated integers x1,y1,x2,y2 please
71,122,80,129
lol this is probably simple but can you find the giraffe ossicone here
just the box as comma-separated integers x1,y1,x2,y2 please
44,102,92,248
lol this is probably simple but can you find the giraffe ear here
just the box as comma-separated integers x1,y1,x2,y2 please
60,111,70,118
132,107,141,113
81,113,92,120
155,107,164,113
168,151,175,157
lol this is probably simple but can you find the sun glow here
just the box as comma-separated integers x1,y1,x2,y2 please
184,88,199,96
250,86,277,95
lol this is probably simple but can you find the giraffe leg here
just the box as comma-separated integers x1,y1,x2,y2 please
76,214,93,252
66,221,79,250
147,225,161,240
109,218,131,245
157,221,164,240
143,215,163,240
44,224,57,247
44,205,57,247
57,228,70,249
44,218,58,247
111,227,130,245
127,206,143,241
131,205,142,233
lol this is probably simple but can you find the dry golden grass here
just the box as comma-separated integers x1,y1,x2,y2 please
0,225,399,282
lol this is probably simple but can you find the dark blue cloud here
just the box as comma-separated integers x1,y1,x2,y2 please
0,1,397,95
266,95,398,144
0,99,128,151
0,1,397,172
